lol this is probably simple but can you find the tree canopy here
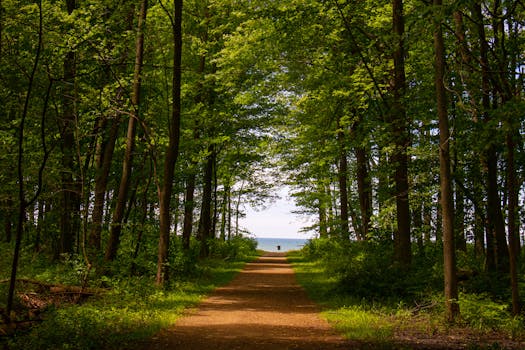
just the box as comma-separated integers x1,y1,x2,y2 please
0,0,524,325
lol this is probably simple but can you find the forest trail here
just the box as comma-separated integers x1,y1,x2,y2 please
141,253,349,349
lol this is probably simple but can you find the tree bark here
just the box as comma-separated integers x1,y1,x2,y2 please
90,116,120,251
318,182,328,238
453,149,467,252
34,200,44,252
413,202,423,254
336,118,349,239
105,0,148,261
485,148,509,272
220,184,230,241
131,173,152,274
182,174,196,250
355,144,371,239
7,1,46,318
181,38,206,250
392,0,411,267
507,124,520,315
157,0,183,285
4,197,13,243
472,3,509,273
198,147,215,257
0,0,3,57
59,0,80,256
433,0,459,322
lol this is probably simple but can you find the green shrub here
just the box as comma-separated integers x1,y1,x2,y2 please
304,239,441,302
459,292,516,331
209,235,257,260
3,251,251,349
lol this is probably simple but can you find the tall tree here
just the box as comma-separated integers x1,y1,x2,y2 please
391,0,411,267
507,125,520,315
182,171,196,250
90,115,120,251
433,0,459,323
337,117,350,238
157,0,183,285
198,146,215,257
7,0,49,318
105,0,148,261
472,2,509,273
353,118,372,240
59,0,80,255
89,6,136,252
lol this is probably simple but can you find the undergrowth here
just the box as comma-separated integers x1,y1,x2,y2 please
0,236,258,350
289,238,525,348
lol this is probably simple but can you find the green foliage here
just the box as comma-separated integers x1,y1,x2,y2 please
209,235,258,261
1,0,524,346
302,238,441,302
2,251,252,350
324,305,394,343
292,240,525,345
288,249,397,344
458,293,523,334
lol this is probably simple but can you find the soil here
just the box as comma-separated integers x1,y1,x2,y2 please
139,253,525,350
140,253,350,349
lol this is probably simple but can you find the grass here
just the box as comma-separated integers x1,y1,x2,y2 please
324,306,394,342
1,245,258,350
287,251,398,345
287,250,525,349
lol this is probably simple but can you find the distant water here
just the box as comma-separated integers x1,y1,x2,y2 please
256,237,308,252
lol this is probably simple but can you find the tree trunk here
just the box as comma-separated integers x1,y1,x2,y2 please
485,148,509,272
470,3,508,273
34,200,44,252
131,175,151,274
392,0,411,267
7,1,45,318
182,174,196,250
348,202,361,239
4,197,13,243
423,201,431,244
90,116,120,251
355,145,371,239
455,186,466,252
413,202,423,254
198,147,215,257
157,0,183,286
336,118,349,239
507,128,520,315
234,182,244,237
453,147,467,252
318,182,328,238
469,162,486,258
59,0,80,256
212,157,219,241
220,184,230,241
227,187,233,240
433,0,459,322
0,0,3,57
105,0,148,261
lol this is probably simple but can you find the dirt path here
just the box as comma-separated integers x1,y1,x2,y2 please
142,253,349,349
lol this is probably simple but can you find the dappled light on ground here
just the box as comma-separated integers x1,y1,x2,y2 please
140,254,348,349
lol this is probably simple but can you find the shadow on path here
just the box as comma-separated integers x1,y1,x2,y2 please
140,253,350,350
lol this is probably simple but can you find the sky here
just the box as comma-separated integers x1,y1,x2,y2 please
239,187,316,239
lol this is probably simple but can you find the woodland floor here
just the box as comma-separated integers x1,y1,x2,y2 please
137,253,524,350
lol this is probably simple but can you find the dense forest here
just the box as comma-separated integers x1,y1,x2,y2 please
1,0,525,346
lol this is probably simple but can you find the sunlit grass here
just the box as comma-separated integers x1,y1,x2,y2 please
288,249,525,348
287,251,397,344
2,255,253,350
323,306,394,342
